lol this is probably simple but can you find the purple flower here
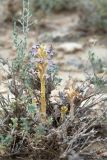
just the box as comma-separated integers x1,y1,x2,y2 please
32,44,40,49
48,59,53,67
31,44,40,56
31,43,55,69
31,43,54,57
46,45,54,57
31,48,37,55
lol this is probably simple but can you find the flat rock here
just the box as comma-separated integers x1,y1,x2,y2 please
56,42,83,54
0,64,10,81
38,13,80,42
60,65,80,72
0,82,8,94
101,152,107,157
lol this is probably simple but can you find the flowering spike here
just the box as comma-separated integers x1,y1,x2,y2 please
31,43,54,121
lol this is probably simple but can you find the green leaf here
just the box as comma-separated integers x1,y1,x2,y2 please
36,124,46,136
20,118,30,131
10,117,18,129
4,135,13,146
28,104,36,113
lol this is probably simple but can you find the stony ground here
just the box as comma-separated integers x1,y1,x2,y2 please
0,12,107,95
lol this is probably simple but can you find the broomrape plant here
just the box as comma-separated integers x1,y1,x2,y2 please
31,44,54,121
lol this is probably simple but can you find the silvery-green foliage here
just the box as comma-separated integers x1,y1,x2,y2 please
36,123,46,136
12,0,32,71
10,117,18,129
89,52,103,74
0,134,13,147
20,117,30,132
0,0,33,152
89,51,107,92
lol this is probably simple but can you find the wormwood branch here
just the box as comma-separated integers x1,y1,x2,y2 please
12,0,32,70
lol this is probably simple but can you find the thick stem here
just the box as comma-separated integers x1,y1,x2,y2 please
40,74,46,121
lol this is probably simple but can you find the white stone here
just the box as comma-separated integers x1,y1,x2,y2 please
56,42,83,54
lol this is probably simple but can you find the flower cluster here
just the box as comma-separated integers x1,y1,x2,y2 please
31,44,54,68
